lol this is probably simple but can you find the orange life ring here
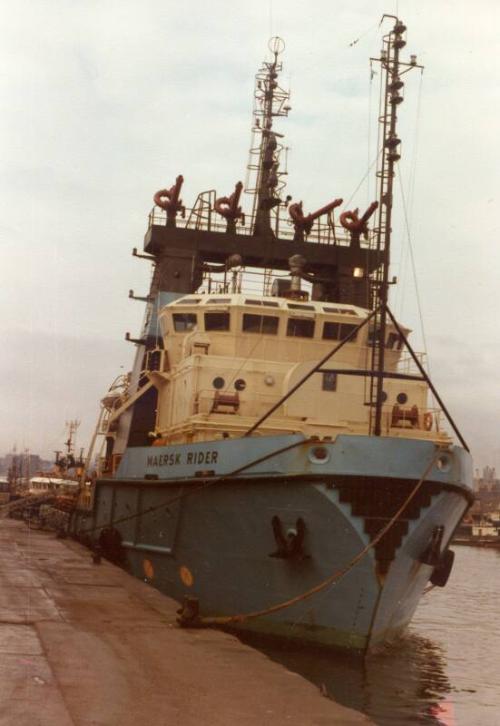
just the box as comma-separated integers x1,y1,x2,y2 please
423,412,433,431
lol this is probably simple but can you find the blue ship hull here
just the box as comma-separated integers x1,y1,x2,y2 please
74,434,472,652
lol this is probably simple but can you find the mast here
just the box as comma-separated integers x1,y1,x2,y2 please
370,17,422,436
245,37,291,237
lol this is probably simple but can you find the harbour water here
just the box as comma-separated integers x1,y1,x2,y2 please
241,545,499,725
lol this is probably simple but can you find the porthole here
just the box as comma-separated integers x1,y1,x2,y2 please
308,446,330,464
436,455,451,473
212,377,225,390
397,392,408,404
264,375,275,386
381,391,388,402
234,379,246,391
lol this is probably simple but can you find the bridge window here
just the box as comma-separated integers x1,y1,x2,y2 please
242,314,279,335
245,299,279,308
207,298,231,304
287,318,315,338
386,332,404,350
323,306,359,316
287,303,315,311
205,312,230,331
173,313,198,332
323,322,358,342
175,297,201,305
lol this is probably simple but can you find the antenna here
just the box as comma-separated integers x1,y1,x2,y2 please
65,419,81,455
245,37,291,237
369,17,423,436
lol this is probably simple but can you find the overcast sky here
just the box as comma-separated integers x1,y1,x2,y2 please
1,0,498,472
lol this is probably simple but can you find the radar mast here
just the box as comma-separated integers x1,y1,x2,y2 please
370,16,423,436
245,37,291,237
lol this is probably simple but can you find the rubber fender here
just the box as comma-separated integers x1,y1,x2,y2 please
98,527,125,565
430,548,455,588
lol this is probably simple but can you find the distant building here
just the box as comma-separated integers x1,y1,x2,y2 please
473,466,499,492
472,466,500,516
0,452,53,477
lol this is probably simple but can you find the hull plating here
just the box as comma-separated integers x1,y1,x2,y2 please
74,435,472,652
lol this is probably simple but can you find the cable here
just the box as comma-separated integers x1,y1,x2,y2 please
397,169,429,374
77,438,310,536
343,151,382,210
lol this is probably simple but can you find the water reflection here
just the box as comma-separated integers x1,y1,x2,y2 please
239,630,452,725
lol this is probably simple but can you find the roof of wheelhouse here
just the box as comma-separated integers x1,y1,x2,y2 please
169,293,369,317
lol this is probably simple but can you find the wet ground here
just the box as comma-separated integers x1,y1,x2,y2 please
0,518,370,725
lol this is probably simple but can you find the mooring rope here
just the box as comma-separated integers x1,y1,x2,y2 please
77,437,312,536
198,454,439,625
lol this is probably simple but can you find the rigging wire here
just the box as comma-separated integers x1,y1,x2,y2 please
397,169,430,376
75,438,310,536
407,71,424,239
348,22,378,48
393,69,424,319
367,61,374,204
343,149,382,210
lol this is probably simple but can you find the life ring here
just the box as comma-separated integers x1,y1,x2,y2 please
423,412,433,431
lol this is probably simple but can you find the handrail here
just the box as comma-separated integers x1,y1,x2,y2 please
147,205,378,249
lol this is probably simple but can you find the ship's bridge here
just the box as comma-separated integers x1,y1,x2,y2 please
159,293,406,365
141,294,447,447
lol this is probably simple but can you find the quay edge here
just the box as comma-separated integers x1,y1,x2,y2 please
0,518,372,725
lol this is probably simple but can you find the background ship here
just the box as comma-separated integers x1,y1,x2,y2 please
71,17,473,653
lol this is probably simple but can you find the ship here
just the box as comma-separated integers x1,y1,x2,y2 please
71,17,473,653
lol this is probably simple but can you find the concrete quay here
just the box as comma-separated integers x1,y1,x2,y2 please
0,518,371,726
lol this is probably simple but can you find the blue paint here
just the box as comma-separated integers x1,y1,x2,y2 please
117,434,472,493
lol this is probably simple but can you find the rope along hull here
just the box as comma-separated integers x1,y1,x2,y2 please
72,435,472,652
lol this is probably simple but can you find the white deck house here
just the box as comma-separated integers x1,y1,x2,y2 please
134,294,449,447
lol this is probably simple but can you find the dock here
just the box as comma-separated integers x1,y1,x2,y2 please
0,519,371,725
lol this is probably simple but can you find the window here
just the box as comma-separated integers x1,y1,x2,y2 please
322,322,358,342
323,306,358,316
175,297,201,305
205,312,230,331
386,332,404,350
287,303,315,311
244,299,279,308
173,313,197,332
322,372,337,391
242,314,279,335
206,298,231,304
287,318,315,338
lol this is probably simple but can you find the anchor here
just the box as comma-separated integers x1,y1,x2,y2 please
270,515,308,559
